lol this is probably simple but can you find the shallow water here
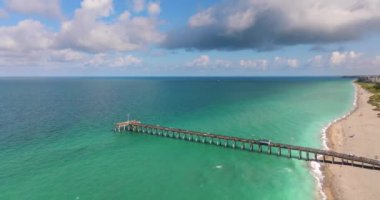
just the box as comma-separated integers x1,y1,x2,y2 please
0,77,354,200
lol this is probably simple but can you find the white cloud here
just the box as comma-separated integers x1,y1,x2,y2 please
0,0,164,54
226,9,255,32
240,59,257,68
147,2,160,16
0,48,88,69
56,1,164,52
50,49,88,62
133,0,145,12
215,59,231,68
312,55,322,63
374,55,380,65
188,55,210,67
108,55,142,67
308,55,324,67
330,51,346,65
0,19,54,52
189,8,215,27
287,59,299,68
330,51,362,65
81,0,114,17
86,54,142,67
0,0,164,70
5,0,62,19
239,59,268,70
273,57,298,68
258,59,268,70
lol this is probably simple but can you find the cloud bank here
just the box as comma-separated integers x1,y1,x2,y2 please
163,0,380,51
0,0,163,69
5,0,63,19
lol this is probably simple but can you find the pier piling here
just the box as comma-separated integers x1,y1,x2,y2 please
114,120,380,170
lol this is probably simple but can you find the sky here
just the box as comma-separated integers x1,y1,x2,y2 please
0,0,380,76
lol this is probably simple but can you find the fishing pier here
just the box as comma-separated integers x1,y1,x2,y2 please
115,120,380,170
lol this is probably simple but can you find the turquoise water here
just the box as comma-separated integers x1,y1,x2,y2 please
0,77,354,200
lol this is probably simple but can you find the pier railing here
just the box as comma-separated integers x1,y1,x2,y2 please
115,120,380,170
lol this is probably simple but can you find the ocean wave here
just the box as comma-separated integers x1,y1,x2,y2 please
311,81,358,200
310,161,327,200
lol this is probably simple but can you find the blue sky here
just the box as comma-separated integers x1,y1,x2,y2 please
0,0,379,76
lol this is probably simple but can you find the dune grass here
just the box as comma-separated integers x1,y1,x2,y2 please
356,81,380,115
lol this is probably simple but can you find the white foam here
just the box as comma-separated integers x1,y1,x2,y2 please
310,161,327,200
215,165,223,169
311,81,358,200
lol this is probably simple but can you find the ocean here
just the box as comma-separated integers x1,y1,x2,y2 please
0,77,355,200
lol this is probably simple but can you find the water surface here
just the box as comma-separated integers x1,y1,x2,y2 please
0,77,354,200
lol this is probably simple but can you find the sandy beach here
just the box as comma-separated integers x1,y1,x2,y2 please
323,83,380,200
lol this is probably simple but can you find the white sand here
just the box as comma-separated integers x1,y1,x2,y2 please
323,84,380,200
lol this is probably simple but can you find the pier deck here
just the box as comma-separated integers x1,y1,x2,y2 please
115,121,380,170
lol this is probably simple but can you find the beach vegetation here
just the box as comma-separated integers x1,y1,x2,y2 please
356,81,380,113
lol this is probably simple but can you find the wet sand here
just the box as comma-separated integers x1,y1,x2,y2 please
323,83,380,200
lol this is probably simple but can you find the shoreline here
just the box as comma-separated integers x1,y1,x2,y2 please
311,81,359,200
322,82,380,200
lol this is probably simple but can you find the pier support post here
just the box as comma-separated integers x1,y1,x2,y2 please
268,146,271,154
115,122,380,171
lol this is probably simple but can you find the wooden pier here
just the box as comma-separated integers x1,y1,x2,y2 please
115,120,380,170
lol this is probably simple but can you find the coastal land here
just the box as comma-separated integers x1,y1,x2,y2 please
323,83,380,200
